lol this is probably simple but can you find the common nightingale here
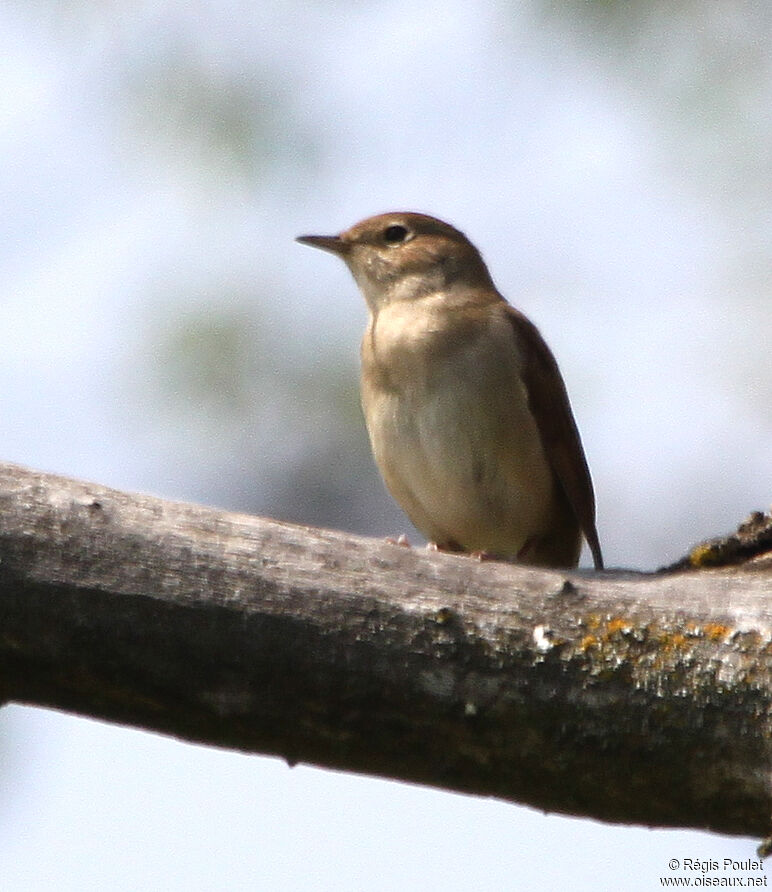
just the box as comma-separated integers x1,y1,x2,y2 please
297,212,603,570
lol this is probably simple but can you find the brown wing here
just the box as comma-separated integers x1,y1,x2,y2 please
506,306,604,570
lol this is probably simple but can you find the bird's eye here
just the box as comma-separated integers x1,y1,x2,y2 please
383,224,410,245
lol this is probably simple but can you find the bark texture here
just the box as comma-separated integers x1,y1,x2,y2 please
0,462,771,838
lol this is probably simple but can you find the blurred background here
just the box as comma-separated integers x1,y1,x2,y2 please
1,1,770,889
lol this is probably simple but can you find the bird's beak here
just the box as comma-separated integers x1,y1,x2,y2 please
295,234,348,255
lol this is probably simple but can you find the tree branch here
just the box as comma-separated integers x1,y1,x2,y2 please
1,461,771,839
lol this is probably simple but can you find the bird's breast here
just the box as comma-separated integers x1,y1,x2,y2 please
359,298,556,553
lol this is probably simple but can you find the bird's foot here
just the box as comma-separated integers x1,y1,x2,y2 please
427,540,466,554
386,534,411,548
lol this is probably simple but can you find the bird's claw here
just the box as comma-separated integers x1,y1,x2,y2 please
386,534,411,547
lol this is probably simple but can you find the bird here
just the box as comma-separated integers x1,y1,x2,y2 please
297,212,603,570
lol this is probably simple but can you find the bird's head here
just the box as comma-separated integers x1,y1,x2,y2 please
297,212,494,312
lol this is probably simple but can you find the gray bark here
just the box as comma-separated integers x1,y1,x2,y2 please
0,461,771,839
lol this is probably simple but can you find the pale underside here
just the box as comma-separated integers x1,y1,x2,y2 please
360,292,582,566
